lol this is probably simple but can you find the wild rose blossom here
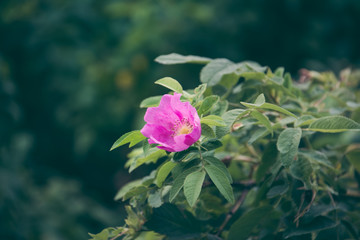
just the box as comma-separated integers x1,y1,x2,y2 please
141,93,201,152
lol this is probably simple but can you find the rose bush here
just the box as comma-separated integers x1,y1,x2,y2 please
91,54,360,240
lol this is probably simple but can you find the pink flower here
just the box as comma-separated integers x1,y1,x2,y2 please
141,93,201,152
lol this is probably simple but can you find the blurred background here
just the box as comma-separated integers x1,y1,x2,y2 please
1,0,359,239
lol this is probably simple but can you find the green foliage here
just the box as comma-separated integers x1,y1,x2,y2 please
92,53,360,239
155,77,183,94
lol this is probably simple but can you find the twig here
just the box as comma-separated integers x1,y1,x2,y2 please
294,189,317,224
110,229,129,240
232,155,258,164
328,191,339,240
216,190,249,236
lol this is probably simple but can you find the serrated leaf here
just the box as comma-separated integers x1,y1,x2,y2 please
155,53,211,65
198,95,219,115
110,130,146,150
201,115,226,127
200,59,239,86
250,110,273,134
277,128,302,167
155,77,183,93
205,165,234,203
114,179,142,201
184,170,206,207
201,123,216,138
308,116,360,132
204,156,232,183
140,96,162,108
228,206,273,240
201,139,223,151
156,161,177,187
169,166,200,202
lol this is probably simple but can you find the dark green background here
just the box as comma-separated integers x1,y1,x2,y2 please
1,0,359,239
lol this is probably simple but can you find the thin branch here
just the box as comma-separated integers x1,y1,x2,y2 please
294,189,317,224
110,229,129,240
216,190,249,236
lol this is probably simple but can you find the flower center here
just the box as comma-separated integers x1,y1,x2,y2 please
172,118,194,136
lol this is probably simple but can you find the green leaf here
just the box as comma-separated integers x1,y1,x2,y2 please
140,95,162,108
266,184,289,198
201,123,215,138
255,142,278,183
156,161,177,187
254,93,265,106
201,115,226,127
248,127,270,145
155,77,183,93
169,166,200,202
123,186,148,200
89,228,110,240
308,116,360,132
129,149,167,172
250,110,273,134
148,190,163,208
276,128,302,167
260,103,297,118
155,53,211,65
198,95,219,115
216,109,248,138
184,170,206,207
274,67,284,77
114,179,142,201
173,146,198,162
290,155,313,186
204,156,232,183
299,150,333,168
346,148,360,172
110,130,146,150
285,216,337,238
205,165,234,203
294,115,316,127
241,101,297,118
211,99,229,116
200,59,239,86
201,139,223,151
268,76,284,85
228,206,273,240
145,204,201,238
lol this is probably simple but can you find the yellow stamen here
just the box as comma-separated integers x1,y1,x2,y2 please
177,126,192,135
